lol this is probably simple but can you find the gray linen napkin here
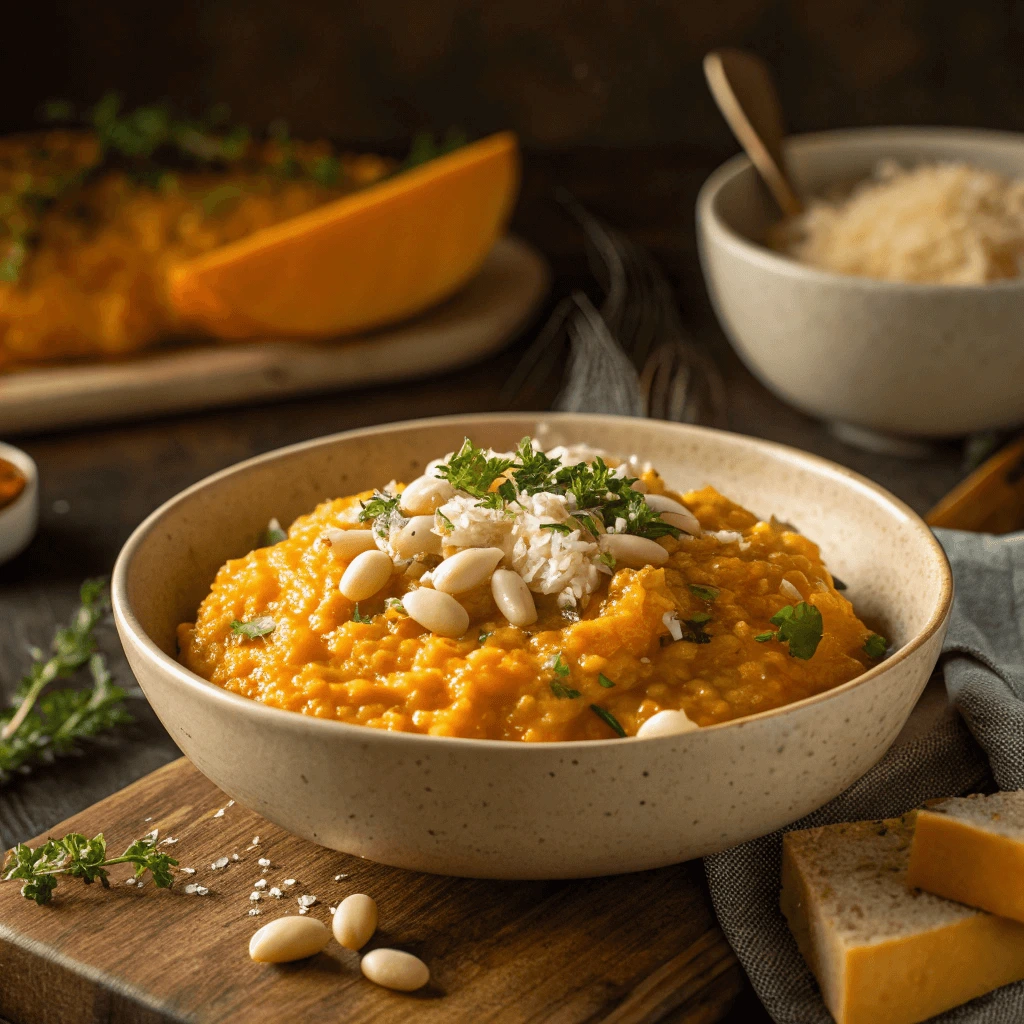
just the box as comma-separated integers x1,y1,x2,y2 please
704,528,1024,1023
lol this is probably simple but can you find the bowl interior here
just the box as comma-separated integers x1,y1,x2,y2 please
710,127,1024,255
121,414,948,700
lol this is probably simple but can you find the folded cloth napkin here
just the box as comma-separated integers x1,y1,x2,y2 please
704,528,1024,1023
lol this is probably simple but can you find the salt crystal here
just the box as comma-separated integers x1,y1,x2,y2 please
283,878,296,886
329,906,337,914
184,883,199,894
227,800,235,807
640,657,651,664
298,894,316,908
334,874,349,881
269,887,283,898
250,836,260,846
144,816,153,822
211,856,229,870
231,854,240,861
258,857,271,868
124,878,136,886
161,837,178,845
248,908,260,917
298,906,308,915
213,808,225,818
196,885,209,896
180,867,196,875
254,879,267,890
250,891,262,902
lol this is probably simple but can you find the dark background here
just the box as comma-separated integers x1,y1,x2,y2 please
6,0,1024,150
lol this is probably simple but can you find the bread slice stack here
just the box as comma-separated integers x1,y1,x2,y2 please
781,791,1024,1024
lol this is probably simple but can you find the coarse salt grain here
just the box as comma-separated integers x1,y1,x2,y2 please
213,808,225,818
250,892,262,902
299,907,309,915
334,874,349,881
269,887,283,898
124,877,136,886
254,879,267,890
329,906,337,914
196,886,209,896
283,878,296,886
248,908,260,917
161,837,178,845
180,867,196,875
184,883,199,894
250,836,260,846
231,854,240,861
211,856,229,870
298,894,317,908
258,857,271,868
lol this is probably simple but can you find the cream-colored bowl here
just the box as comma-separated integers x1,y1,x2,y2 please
0,441,38,565
112,413,952,879
698,127,1024,440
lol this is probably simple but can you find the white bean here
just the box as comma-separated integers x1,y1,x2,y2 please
402,587,470,638
431,547,504,595
636,708,700,738
400,475,455,516
325,528,379,560
600,533,669,568
360,948,430,992
340,549,394,601
644,494,701,536
491,569,537,627
332,893,378,951
248,916,330,963
393,516,442,559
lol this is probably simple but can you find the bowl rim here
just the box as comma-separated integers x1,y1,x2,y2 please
697,124,1024,294
111,411,954,752
0,440,39,524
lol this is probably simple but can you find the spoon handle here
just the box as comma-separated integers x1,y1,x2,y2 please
704,48,803,217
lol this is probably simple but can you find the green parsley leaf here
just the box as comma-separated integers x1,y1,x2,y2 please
769,603,824,660
230,616,276,639
384,598,406,614
552,653,570,677
863,633,888,659
754,631,776,642
435,438,513,499
509,438,562,494
260,518,287,546
540,522,573,535
597,673,616,688
437,510,454,532
590,704,627,737
688,584,720,602
599,551,617,570
358,491,400,524
351,604,374,624
550,680,582,699
478,629,492,643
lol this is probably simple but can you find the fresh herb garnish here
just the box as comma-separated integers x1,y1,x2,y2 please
552,653,571,676
478,629,492,643
508,438,563,495
590,704,627,737
599,551,617,570
358,491,401,524
863,633,889,659
437,510,454,532
260,518,287,546
550,680,582,699
435,438,514,499
2,831,177,905
597,673,616,688
230,616,276,639
0,580,132,784
758,603,824,660
351,604,374,624
540,522,573,535
688,584,720,602
754,631,775,642
384,598,406,614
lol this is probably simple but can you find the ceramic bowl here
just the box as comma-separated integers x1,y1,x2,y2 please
697,127,1024,443
0,441,38,565
112,413,952,879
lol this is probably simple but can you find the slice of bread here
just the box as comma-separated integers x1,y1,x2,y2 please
781,812,1024,1024
907,790,1024,924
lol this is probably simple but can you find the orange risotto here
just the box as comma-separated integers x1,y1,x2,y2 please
178,439,887,742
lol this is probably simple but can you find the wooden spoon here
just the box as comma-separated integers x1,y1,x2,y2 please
704,48,803,217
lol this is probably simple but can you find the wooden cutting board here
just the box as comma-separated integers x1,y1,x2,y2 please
0,758,744,1024
0,236,548,436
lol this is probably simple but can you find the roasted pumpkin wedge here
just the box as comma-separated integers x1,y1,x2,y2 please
168,132,519,338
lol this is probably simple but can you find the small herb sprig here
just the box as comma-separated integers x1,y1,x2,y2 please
2,831,177,905
754,602,824,660
0,580,131,783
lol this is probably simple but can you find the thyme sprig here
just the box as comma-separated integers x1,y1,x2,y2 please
0,580,131,783
2,830,177,905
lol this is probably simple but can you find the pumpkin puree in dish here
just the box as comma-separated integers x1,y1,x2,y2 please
178,481,880,742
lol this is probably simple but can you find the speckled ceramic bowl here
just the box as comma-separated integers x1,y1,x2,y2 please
112,413,952,879
698,127,1024,442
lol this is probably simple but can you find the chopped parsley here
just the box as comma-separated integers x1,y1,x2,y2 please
590,704,626,737
758,603,824,660
384,598,406,614
351,604,374,624
597,673,616,688
688,584,720,602
864,633,889,659
509,438,562,494
358,491,400,524
478,629,492,643
540,522,573,535
437,510,454,532
599,552,617,570
552,653,570,677
435,438,513,499
550,680,581,700
230,616,276,639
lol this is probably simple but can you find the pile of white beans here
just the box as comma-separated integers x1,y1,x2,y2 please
249,891,430,991
333,470,702,639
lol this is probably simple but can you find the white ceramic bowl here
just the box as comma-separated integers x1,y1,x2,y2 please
112,413,952,879
0,441,38,565
698,127,1024,441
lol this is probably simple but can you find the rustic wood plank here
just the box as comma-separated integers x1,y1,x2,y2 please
0,759,744,1024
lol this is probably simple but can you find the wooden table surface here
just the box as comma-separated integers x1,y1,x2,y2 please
0,148,968,1024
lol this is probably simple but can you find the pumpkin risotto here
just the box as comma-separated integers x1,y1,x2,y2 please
178,438,887,742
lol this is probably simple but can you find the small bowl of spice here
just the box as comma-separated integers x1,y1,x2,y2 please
697,127,1024,445
0,441,38,564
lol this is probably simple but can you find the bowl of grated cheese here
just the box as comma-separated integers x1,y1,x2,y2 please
698,126,1024,442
